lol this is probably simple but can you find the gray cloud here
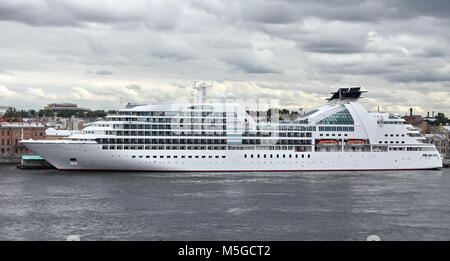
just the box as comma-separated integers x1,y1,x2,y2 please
126,84,141,90
0,1,80,27
0,0,449,115
221,48,283,74
385,70,450,83
223,58,282,74
95,69,113,75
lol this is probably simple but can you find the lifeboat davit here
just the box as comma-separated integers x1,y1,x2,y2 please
346,139,365,145
317,139,338,145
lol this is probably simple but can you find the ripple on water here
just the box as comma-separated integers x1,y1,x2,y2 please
0,166,449,240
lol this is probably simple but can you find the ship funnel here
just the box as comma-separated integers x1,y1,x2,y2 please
326,87,366,104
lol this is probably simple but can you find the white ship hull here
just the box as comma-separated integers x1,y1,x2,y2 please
20,88,444,172
22,141,443,172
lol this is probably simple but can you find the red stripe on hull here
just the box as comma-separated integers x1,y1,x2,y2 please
56,168,441,172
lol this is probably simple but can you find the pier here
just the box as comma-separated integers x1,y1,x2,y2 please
16,155,55,169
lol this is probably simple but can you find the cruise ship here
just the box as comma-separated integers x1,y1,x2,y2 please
20,86,442,171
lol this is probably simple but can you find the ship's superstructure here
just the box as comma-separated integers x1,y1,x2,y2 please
20,87,442,171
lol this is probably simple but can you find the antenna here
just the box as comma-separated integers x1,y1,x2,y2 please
192,81,212,103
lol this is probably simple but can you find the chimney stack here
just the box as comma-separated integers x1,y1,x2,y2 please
427,112,430,117
432,111,435,117
409,108,413,116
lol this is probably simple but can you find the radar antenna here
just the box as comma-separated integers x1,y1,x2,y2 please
192,81,212,103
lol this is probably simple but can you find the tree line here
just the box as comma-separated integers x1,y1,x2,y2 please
430,112,450,126
2,108,116,119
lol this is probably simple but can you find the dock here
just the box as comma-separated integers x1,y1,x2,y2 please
443,158,450,168
17,155,55,169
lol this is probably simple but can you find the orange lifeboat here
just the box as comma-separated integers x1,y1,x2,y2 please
317,139,338,145
346,139,365,145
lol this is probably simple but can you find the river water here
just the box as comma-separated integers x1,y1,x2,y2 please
0,165,449,241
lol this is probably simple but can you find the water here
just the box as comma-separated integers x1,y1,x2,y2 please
0,165,449,241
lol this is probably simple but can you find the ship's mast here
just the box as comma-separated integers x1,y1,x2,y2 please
192,81,212,104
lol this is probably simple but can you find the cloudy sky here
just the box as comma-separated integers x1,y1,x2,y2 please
0,0,449,115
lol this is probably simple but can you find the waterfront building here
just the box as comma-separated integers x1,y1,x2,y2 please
44,103,90,114
0,122,46,158
424,133,448,158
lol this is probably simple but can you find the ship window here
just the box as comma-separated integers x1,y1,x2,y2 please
215,156,219,158
302,154,304,158
153,156,157,158
146,156,150,158
132,155,136,158
222,156,225,158
317,109,354,124
308,154,310,158
244,154,247,158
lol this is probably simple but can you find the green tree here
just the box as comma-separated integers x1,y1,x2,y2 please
434,112,449,125
37,109,55,117
4,108,19,118
56,110,77,118
28,109,37,117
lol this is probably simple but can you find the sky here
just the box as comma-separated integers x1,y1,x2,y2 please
0,0,449,115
